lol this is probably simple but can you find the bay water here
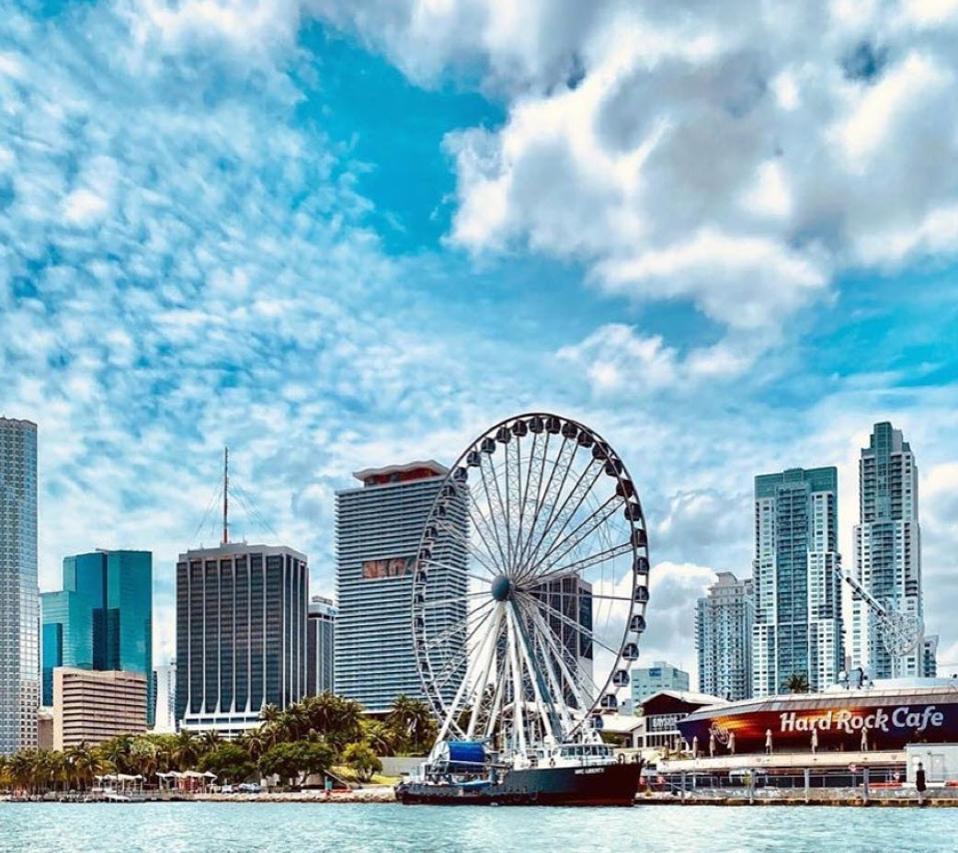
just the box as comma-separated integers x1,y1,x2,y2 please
0,802,949,851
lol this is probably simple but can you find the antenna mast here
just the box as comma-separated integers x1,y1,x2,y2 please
222,446,229,545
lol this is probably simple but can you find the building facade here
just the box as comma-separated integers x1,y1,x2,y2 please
52,667,147,750
752,467,843,696
851,422,928,678
335,461,467,714
306,596,336,696
41,550,153,722
631,661,690,705
0,417,39,754
175,544,308,736
152,662,177,733
696,572,754,701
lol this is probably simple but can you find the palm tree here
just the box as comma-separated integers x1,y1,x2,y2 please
69,744,106,791
361,720,398,756
387,696,436,752
99,735,134,775
130,739,159,781
260,704,281,724
198,730,221,754
785,673,810,694
172,731,200,771
9,750,34,794
239,728,268,760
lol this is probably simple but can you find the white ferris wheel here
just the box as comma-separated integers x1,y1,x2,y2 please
411,413,650,758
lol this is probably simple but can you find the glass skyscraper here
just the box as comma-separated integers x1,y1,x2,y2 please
175,543,308,736
752,467,843,696
851,422,930,678
41,550,153,723
696,572,754,701
335,461,467,714
0,417,39,754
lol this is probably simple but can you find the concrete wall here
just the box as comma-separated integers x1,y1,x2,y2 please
381,757,422,777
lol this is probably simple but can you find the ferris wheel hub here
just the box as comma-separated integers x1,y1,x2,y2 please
491,574,514,602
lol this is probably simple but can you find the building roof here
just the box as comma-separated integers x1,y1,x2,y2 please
178,543,308,561
640,689,728,716
352,460,448,482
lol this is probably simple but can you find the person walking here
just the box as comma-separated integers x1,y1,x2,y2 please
709,731,716,758
765,729,773,755
916,761,927,805
728,731,736,756
811,728,818,755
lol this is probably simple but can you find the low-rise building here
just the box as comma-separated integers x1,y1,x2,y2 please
631,661,690,706
53,667,148,750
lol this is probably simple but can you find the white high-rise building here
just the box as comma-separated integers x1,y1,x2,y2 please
752,467,843,696
851,422,930,678
335,461,467,714
152,662,177,733
306,596,336,696
0,417,39,754
696,572,754,701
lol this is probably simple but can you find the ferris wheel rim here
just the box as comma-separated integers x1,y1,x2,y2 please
410,411,651,745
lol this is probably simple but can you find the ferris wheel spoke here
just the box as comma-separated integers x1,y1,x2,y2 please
419,590,493,608
431,605,499,689
515,430,538,566
434,517,499,578
507,437,523,571
514,435,571,575
505,601,527,755
515,459,606,583
528,612,574,735
422,597,495,653
483,640,511,741
484,449,515,571
523,600,594,713
477,454,511,570
530,541,634,586
516,590,622,658
465,502,509,576
532,495,623,578
466,608,504,739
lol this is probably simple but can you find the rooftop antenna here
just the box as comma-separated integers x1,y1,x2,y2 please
222,446,229,545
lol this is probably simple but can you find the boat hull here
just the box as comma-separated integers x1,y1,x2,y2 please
396,761,641,806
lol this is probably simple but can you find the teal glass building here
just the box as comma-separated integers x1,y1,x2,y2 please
41,550,153,723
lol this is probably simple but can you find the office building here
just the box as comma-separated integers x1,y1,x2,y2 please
306,596,336,696
0,417,39,754
532,575,594,704
335,461,467,714
152,662,177,733
52,667,147,750
175,543,308,736
631,661,690,705
752,467,843,696
851,422,927,678
696,572,754,701
41,550,153,723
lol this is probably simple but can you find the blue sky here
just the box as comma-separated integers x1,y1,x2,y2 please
2,0,957,678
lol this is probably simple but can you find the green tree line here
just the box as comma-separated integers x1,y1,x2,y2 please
0,692,437,793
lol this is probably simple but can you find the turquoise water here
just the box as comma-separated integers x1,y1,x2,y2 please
0,803,952,852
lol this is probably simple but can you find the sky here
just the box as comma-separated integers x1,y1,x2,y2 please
1,0,957,681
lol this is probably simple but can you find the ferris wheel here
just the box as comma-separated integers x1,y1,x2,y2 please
411,413,650,757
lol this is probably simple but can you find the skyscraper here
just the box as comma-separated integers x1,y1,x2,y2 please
335,461,467,714
306,596,336,696
851,422,928,678
175,543,308,736
0,417,39,754
41,550,153,722
152,661,177,733
696,572,754,701
752,467,843,696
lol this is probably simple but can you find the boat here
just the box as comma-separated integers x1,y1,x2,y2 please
396,740,642,806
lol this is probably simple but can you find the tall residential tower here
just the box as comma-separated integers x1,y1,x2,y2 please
0,418,39,754
696,572,754,701
752,467,843,696
335,461,467,714
851,422,930,678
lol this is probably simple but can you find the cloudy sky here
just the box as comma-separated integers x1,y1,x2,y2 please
2,0,957,680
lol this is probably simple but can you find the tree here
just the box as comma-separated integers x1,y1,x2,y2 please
198,730,222,754
785,673,810,694
172,731,201,771
342,742,382,783
387,695,436,754
199,743,256,784
258,741,334,788
361,720,399,756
